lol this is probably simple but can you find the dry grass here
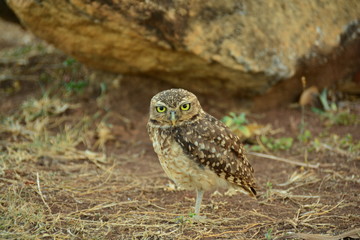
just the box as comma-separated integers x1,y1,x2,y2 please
1,41,359,239
1,88,359,240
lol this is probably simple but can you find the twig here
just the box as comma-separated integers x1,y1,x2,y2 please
299,200,344,220
204,223,264,238
256,135,272,155
248,152,319,169
36,172,52,214
320,143,355,158
68,201,138,215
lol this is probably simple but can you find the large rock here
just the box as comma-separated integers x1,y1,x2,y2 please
7,0,360,107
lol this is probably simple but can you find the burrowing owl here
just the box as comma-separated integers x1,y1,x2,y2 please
147,89,256,217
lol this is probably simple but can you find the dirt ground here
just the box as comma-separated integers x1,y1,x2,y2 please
0,20,359,239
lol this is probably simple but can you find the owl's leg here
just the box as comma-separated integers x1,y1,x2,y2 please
194,189,204,216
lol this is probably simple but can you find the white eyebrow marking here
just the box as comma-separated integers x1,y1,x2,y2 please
178,101,191,108
156,101,168,106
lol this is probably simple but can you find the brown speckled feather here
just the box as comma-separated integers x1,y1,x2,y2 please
148,89,257,216
173,113,257,196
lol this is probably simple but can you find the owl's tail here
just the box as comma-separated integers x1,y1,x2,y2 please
242,184,257,199
250,186,258,199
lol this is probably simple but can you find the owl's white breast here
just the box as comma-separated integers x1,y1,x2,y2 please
150,127,230,191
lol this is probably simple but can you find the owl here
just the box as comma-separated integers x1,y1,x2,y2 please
147,89,256,217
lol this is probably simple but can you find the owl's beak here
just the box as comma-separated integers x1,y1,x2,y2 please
169,111,177,126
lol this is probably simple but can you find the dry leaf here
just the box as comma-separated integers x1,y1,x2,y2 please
299,86,319,106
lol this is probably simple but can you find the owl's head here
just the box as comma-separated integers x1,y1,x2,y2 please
149,89,203,127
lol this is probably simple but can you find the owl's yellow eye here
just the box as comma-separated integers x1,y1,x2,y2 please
156,106,167,113
180,103,191,111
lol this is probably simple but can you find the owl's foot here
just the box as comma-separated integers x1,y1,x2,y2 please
174,213,206,224
191,213,206,222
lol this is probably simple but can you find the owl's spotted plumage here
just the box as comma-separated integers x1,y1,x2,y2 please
147,89,256,217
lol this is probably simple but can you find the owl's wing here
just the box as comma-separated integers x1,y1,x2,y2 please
173,113,257,197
